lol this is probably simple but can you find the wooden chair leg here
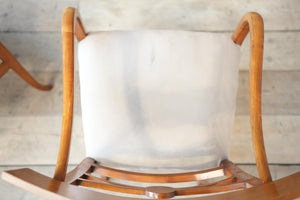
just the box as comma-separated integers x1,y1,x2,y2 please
0,62,10,78
0,42,53,91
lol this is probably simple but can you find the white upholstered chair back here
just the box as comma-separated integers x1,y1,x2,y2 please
78,31,240,171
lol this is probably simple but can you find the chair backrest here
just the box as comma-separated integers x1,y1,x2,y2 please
78,30,240,171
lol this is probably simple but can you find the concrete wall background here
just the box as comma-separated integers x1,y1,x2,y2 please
0,0,299,199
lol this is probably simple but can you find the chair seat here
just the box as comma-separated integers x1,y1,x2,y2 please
78,31,240,171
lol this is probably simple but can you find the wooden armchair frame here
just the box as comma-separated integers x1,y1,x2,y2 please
0,42,52,91
2,7,300,200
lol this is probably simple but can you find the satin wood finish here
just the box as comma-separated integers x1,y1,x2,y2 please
53,8,75,181
0,42,52,91
2,7,299,200
3,168,300,200
61,158,260,198
53,7,87,182
232,13,272,183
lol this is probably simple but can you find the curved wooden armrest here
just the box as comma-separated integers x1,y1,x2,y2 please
61,7,87,42
3,168,300,200
232,13,272,183
54,9,271,185
54,7,87,181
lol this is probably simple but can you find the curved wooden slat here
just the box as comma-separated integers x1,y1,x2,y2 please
86,173,239,188
79,178,146,195
146,186,176,199
85,173,240,187
232,12,272,184
64,160,248,198
53,7,76,181
175,182,246,196
92,163,225,183
83,173,134,187
79,177,246,197
199,176,239,187
0,62,10,78
4,168,300,200
3,168,300,199
65,157,96,183
0,42,52,90
221,160,261,186
74,9,87,42
53,6,87,182
79,173,244,196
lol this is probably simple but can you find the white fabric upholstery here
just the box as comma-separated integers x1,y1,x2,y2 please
78,31,240,171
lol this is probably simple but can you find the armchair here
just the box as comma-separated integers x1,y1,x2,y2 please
2,7,300,200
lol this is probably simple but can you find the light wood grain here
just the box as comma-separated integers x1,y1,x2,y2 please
0,0,77,32
239,32,300,71
1,0,299,32
0,71,81,116
67,159,251,198
53,7,76,181
1,115,299,165
1,71,300,116
1,2,299,199
1,165,299,200
0,130,85,165
0,116,83,137
0,166,75,200
79,0,300,32
3,168,300,200
232,12,271,182
0,32,299,71
231,115,300,164
0,33,64,72
7,10,275,198
1,72,300,165
0,42,52,90
237,71,300,115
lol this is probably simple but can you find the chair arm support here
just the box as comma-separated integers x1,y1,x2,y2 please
53,7,75,181
232,13,272,183
54,9,271,184
54,7,87,181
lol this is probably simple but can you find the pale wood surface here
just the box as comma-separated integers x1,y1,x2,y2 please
2,167,300,200
0,42,52,90
63,158,252,198
1,32,299,71
0,0,78,32
0,0,299,191
1,165,300,200
0,0,299,32
0,33,64,72
0,166,75,200
2,71,300,116
1,1,299,198
79,0,300,32
53,7,77,181
0,71,81,116
232,12,271,183
1,71,300,164
232,115,300,164
1,114,300,165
